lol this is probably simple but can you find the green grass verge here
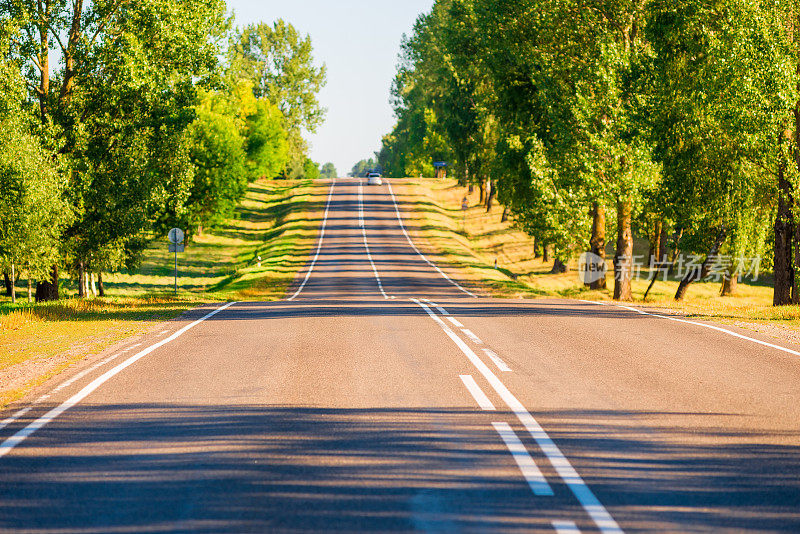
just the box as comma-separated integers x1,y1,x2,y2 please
394,178,800,330
0,178,324,406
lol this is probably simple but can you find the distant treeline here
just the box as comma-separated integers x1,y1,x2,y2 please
0,2,336,302
378,0,798,304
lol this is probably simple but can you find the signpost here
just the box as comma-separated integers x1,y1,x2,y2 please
168,228,185,294
433,161,448,179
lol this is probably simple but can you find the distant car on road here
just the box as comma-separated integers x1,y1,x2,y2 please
366,172,383,185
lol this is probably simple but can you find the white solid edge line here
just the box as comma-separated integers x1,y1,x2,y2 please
359,181,389,299
483,348,512,372
577,299,800,358
287,179,336,301
459,375,496,411
412,298,622,534
552,520,582,533
385,180,478,298
0,301,237,458
493,422,553,496
0,407,32,431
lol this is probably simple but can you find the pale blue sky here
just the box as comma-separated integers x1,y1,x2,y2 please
227,0,434,175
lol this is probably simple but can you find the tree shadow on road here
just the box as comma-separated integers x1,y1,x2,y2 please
1,404,798,532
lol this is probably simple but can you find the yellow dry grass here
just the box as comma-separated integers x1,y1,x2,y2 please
394,178,796,330
0,178,324,406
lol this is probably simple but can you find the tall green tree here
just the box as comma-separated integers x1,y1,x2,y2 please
647,0,795,300
185,87,248,231
231,20,327,178
5,0,228,299
245,98,289,180
320,162,337,179
0,64,69,303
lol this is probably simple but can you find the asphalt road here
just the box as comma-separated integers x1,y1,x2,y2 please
2,178,800,533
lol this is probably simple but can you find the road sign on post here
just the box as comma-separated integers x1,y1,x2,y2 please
461,197,468,231
168,228,185,294
168,228,184,245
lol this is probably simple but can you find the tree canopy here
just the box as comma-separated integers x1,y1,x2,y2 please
0,2,326,300
380,0,800,303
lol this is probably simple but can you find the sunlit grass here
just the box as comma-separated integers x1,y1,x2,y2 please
0,178,323,406
396,178,794,330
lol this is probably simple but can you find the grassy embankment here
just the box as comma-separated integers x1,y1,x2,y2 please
0,179,322,406
392,178,800,330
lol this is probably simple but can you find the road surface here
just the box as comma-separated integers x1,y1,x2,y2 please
1,178,800,532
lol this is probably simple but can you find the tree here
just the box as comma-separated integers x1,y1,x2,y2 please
302,158,320,180
231,20,327,178
351,158,377,177
5,0,228,298
646,0,795,300
0,65,69,303
185,87,248,231
245,98,289,180
320,162,337,179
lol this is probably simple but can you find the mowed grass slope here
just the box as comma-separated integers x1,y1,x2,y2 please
104,178,322,301
392,178,800,333
0,178,325,406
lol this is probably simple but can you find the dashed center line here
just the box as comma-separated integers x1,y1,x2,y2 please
423,300,464,326
446,316,464,328
359,181,389,299
493,422,553,496
461,328,482,344
459,375,496,411
483,348,512,372
412,298,621,533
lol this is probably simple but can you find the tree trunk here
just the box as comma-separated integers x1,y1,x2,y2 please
98,272,105,297
551,258,568,274
613,200,633,301
58,0,83,106
501,206,508,223
543,244,550,263
90,272,97,297
468,183,474,194
27,275,33,303
675,227,727,301
589,202,607,290
486,179,496,212
77,261,86,298
3,271,11,297
644,228,683,301
774,159,795,305
10,263,16,304
649,220,662,268
658,223,669,263
478,178,486,204
36,265,59,302
721,270,738,296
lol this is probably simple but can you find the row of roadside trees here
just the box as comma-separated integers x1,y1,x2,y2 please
379,0,800,304
0,1,329,303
